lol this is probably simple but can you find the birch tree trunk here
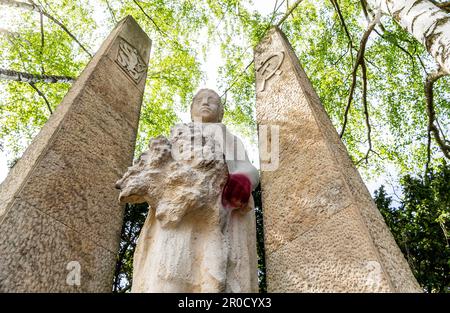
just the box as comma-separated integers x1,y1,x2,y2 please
0,68,75,84
366,0,450,73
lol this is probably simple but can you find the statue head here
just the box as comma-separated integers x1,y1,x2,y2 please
190,89,224,123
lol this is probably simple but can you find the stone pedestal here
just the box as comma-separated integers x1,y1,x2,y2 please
255,27,421,292
0,16,151,292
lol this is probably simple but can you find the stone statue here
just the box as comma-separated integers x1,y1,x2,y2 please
115,89,260,292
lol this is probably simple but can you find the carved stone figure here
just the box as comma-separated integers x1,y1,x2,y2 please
116,38,146,83
115,89,259,292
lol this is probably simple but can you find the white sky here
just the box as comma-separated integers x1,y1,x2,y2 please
0,0,394,197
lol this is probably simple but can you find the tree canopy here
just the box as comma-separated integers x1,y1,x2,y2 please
0,0,448,178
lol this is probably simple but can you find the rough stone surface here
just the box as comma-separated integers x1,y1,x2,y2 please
0,16,151,292
255,27,421,292
116,123,258,292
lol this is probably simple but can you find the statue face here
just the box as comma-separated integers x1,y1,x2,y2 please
191,89,222,123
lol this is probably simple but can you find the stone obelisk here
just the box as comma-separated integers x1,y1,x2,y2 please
0,16,151,292
255,27,421,292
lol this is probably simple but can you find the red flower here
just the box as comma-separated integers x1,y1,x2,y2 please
221,173,252,210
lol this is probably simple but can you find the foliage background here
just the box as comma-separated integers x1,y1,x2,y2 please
0,0,449,292
375,162,450,293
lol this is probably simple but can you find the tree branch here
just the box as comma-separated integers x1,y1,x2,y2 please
331,0,355,62
355,59,383,166
332,45,350,66
430,0,450,13
220,0,305,102
0,0,93,57
28,82,52,114
435,118,448,143
276,0,305,27
0,68,75,84
358,60,372,164
39,7,45,74
104,0,117,24
360,0,370,22
340,11,380,138
131,0,169,42
425,127,432,177
424,68,450,159
220,60,253,102
373,28,423,72
0,28,20,36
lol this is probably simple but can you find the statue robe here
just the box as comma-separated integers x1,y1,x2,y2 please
131,123,260,292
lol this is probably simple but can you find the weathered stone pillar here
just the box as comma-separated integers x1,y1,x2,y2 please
255,27,421,292
0,16,151,292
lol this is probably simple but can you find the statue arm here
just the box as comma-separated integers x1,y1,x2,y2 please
228,159,259,191
226,135,259,190
222,134,260,211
